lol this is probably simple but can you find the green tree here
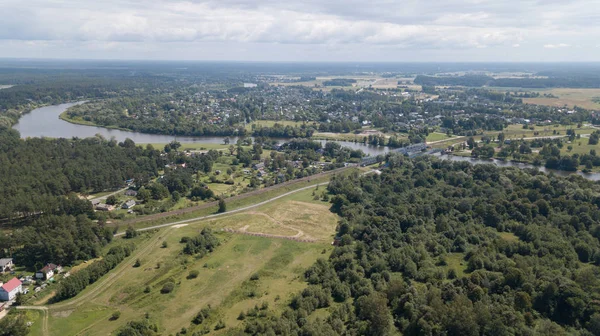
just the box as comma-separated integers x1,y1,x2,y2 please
218,198,227,213
0,313,29,336
355,293,392,336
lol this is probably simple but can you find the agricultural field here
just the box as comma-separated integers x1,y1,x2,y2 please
519,88,600,110
27,186,339,336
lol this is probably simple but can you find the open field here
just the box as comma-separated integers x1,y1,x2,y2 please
27,185,338,336
426,132,453,142
521,88,600,110
117,167,353,231
560,140,600,155
484,123,596,139
487,87,600,110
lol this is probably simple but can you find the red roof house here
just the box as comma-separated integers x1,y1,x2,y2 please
0,277,22,301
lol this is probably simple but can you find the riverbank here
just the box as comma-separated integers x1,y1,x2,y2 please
59,110,133,131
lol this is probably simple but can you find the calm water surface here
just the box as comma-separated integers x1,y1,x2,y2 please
13,102,600,181
13,102,389,155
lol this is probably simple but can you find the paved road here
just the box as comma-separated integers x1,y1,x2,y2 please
115,182,328,236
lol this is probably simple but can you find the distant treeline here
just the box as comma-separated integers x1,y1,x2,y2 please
415,75,600,88
323,78,357,87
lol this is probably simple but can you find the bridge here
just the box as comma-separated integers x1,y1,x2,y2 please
360,143,440,166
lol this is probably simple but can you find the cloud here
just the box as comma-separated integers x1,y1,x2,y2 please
0,0,598,61
544,43,570,48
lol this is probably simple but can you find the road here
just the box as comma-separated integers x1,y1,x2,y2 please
115,182,328,236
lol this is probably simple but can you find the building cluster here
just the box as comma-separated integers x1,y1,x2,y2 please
0,259,64,303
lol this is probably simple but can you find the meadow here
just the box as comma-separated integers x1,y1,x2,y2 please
27,186,339,336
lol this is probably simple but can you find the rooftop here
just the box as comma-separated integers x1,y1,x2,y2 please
1,277,22,293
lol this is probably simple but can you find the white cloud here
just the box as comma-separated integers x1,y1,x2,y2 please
0,0,598,61
544,43,570,48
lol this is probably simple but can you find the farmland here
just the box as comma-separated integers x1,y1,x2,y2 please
518,88,600,110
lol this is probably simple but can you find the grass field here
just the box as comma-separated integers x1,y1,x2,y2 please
521,88,600,110
560,140,600,155
28,184,338,336
120,168,352,232
426,132,453,142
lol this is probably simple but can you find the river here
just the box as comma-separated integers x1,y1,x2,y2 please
12,102,600,180
12,102,389,156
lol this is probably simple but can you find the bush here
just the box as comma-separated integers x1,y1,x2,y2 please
125,226,138,239
250,273,260,281
161,282,175,294
161,241,168,248
110,311,121,321
214,320,225,330
187,270,199,279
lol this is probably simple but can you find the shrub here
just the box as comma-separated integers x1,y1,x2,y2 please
187,270,199,279
161,282,175,294
110,311,121,321
214,320,225,330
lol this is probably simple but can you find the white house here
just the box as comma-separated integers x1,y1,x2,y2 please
122,200,136,209
0,277,22,301
35,263,62,280
0,258,13,273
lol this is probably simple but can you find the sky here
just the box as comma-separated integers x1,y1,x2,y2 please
1,0,599,62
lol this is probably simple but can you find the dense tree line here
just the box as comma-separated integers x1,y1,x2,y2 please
323,79,357,87
10,215,114,268
242,156,600,335
251,124,315,138
0,128,162,221
53,244,135,302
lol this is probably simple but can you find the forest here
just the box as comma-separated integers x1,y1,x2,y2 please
241,155,600,335
0,127,163,267
0,128,162,220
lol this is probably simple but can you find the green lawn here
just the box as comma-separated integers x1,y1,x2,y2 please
560,141,600,155
426,132,453,142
